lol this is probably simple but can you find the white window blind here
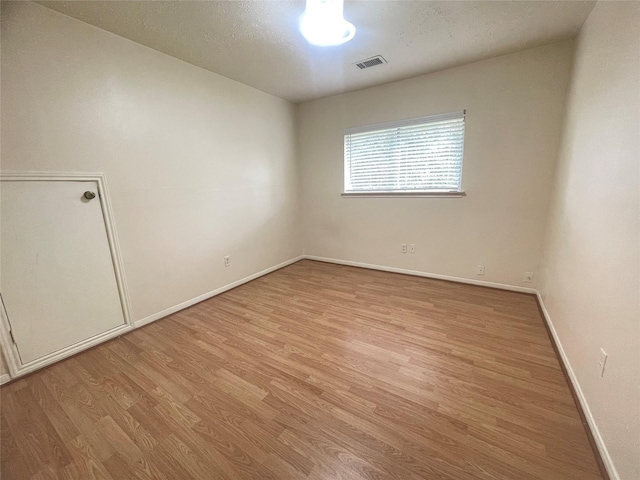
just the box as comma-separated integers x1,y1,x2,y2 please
344,110,465,194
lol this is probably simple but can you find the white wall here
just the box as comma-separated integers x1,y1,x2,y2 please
1,2,301,325
538,2,640,479
298,42,574,288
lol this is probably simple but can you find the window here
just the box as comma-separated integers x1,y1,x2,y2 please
343,110,466,196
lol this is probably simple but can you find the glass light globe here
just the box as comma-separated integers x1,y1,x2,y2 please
300,0,356,47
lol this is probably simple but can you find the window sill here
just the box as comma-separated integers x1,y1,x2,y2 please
341,191,466,198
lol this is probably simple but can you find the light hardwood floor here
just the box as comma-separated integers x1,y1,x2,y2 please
1,260,603,479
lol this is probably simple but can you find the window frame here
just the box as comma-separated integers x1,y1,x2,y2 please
342,110,467,198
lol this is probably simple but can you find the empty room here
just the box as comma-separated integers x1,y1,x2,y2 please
1,0,638,479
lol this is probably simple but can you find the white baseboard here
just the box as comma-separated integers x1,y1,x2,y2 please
1,253,614,479
135,255,304,328
535,292,618,480
303,255,537,294
8,323,133,380
1,255,304,383
134,254,534,332
304,255,614,478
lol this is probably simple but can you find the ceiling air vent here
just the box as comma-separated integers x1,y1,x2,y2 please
354,55,387,70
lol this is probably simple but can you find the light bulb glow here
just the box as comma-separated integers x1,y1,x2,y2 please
300,0,356,47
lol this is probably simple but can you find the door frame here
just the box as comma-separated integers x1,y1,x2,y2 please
0,172,134,379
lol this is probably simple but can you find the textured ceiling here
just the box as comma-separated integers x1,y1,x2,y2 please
37,1,595,103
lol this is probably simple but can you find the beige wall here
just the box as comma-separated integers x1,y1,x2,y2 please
298,42,573,288
538,2,640,479
1,2,301,325
2,7,637,479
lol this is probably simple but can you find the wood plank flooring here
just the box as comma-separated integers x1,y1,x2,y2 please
1,260,603,479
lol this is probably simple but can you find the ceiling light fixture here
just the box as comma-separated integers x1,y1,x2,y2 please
300,0,356,47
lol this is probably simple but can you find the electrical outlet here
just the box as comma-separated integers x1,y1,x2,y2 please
408,244,416,254
401,244,407,254
598,348,607,377
224,255,231,267
476,265,485,276
523,271,534,283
